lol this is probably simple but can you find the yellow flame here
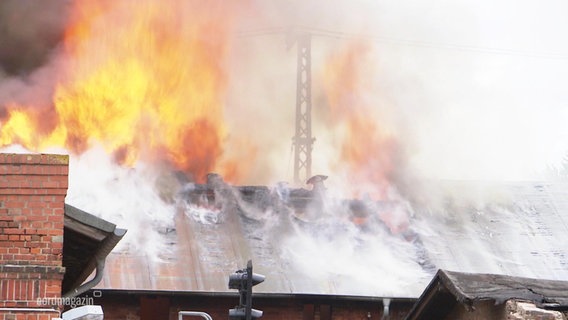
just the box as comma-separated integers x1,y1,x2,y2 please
0,0,243,182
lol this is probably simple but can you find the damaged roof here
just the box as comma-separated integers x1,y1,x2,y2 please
405,269,568,319
95,179,568,297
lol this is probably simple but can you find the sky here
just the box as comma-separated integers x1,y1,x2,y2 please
369,0,568,181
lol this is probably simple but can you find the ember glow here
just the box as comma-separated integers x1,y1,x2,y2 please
0,0,242,182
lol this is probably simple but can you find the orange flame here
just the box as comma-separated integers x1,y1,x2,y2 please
322,40,399,200
0,0,244,182
322,39,409,233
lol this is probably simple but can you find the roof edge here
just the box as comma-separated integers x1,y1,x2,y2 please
89,288,417,303
65,203,116,233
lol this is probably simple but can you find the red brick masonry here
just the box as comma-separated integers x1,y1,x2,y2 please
0,154,68,320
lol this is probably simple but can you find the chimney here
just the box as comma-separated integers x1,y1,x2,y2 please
0,153,68,319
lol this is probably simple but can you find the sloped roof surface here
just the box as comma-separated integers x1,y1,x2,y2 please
96,180,568,297
416,181,568,280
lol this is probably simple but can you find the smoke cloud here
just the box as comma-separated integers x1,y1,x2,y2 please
0,0,70,76
228,0,568,184
0,0,71,118
2,0,567,185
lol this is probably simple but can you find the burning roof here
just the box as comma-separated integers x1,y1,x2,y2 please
94,175,568,298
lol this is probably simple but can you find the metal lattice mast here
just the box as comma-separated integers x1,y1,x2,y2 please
293,34,315,184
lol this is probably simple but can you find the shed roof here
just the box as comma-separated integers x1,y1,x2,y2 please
405,269,568,319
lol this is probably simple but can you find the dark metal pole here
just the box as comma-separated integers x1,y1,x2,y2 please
245,260,253,320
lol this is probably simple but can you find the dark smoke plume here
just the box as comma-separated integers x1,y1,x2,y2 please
0,0,71,76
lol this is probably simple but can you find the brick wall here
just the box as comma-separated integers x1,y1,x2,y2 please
0,154,69,320
96,292,415,320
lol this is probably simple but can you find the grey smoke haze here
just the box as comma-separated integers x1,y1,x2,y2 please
229,0,568,185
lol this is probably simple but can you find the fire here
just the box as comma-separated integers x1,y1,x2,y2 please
322,39,399,200
0,0,243,182
322,39,409,233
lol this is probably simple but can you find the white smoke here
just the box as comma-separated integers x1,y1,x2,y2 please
65,145,176,259
276,197,432,297
228,0,568,183
0,144,176,259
